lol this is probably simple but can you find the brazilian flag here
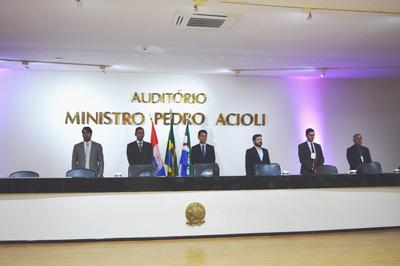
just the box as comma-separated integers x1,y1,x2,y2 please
164,114,178,176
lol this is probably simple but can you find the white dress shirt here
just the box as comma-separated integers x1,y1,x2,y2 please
201,144,206,156
255,146,263,161
84,141,92,169
137,141,143,152
308,141,316,159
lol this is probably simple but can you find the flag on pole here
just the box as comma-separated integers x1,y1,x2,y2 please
164,113,178,176
150,119,166,176
179,123,192,177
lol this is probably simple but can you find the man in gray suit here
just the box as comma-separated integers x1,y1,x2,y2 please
71,127,104,177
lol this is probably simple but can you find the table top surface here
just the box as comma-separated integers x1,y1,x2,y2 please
1,173,400,193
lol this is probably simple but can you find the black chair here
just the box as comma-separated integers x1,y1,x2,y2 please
316,165,338,175
9,170,39,178
254,163,281,176
357,162,382,174
128,164,157,177
66,168,97,177
193,163,220,177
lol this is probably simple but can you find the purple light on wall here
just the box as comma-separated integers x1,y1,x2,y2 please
286,77,326,148
0,68,11,74
0,69,14,126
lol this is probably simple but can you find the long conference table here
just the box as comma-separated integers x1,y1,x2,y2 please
0,173,399,242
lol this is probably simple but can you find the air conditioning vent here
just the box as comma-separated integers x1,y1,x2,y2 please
172,10,239,30
187,17,226,28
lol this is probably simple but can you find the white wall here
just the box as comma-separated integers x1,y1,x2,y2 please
0,70,399,177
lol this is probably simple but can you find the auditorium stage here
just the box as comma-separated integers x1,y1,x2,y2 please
0,174,399,241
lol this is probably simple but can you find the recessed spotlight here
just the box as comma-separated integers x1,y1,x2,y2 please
320,69,327,78
21,60,29,70
135,45,165,54
232,69,241,76
302,7,313,21
99,65,106,73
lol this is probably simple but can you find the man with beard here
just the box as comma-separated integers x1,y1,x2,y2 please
245,134,271,176
71,127,104,177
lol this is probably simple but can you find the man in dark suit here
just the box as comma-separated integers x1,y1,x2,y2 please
191,130,216,164
127,127,153,165
346,133,372,170
72,127,104,177
298,128,324,175
245,134,271,176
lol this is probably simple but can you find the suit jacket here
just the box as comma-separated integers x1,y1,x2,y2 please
298,141,324,175
245,146,271,176
191,143,216,164
71,141,104,177
346,144,372,170
127,141,153,165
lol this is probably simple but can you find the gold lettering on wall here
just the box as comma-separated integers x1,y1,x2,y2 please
65,91,267,127
153,112,205,125
66,111,266,126
215,113,266,126
130,92,207,104
65,112,208,126
65,112,80,124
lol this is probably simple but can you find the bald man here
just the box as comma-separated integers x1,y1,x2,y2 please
346,133,372,170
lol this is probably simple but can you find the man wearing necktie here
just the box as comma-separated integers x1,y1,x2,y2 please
298,128,325,175
245,134,271,176
346,133,372,170
190,130,216,165
71,127,104,177
127,127,153,165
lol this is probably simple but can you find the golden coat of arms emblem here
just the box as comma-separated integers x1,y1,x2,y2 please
185,202,206,226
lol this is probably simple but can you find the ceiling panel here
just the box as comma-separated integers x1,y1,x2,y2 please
0,0,399,78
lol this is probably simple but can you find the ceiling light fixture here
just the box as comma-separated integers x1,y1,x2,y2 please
302,7,312,21
21,60,29,70
0,58,110,72
193,0,207,13
230,65,400,77
220,1,400,15
320,68,327,78
76,0,83,7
